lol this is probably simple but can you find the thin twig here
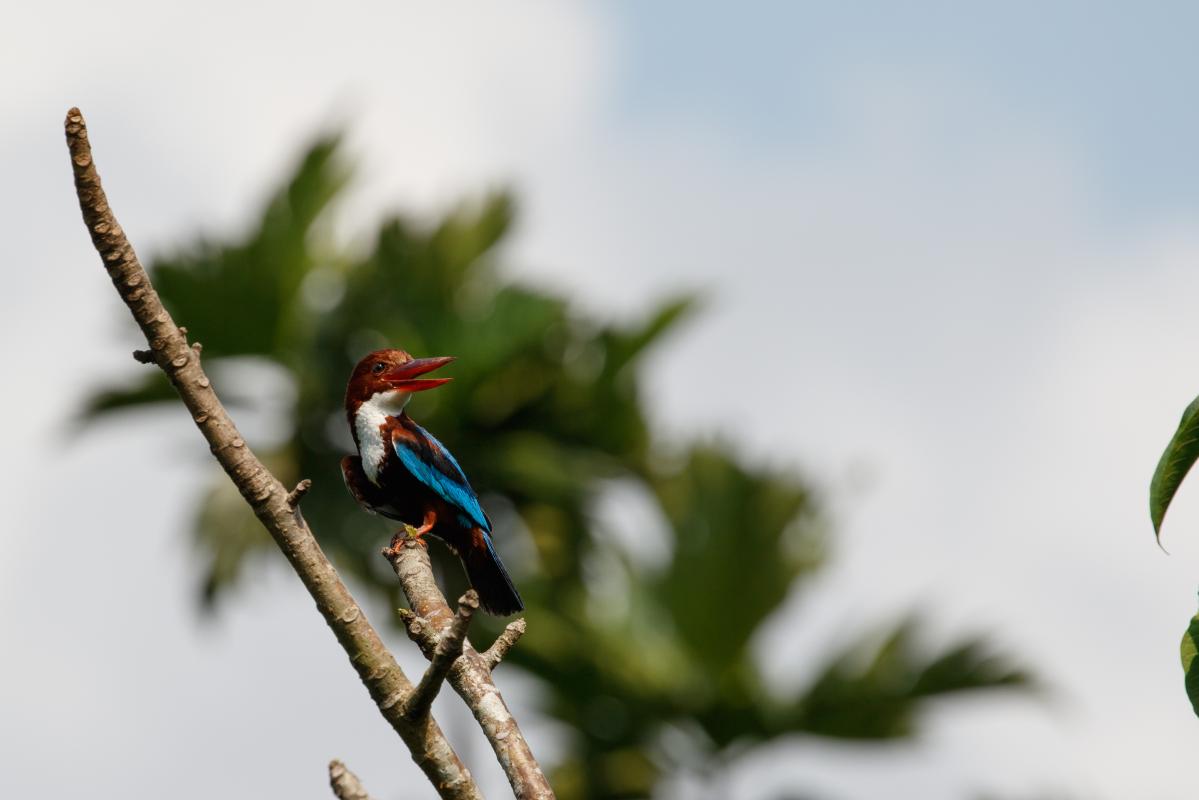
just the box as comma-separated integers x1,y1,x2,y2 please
329,760,376,800
386,536,555,800
287,478,313,508
65,107,481,800
402,591,478,720
482,619,527,671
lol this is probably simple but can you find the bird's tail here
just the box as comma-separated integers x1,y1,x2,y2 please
460,530,524,616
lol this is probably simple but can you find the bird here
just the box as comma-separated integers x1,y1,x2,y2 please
340,348,523,615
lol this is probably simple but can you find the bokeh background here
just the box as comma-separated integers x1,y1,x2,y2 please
6,2,1199,798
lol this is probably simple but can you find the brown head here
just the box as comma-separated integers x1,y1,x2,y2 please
344,348,455,418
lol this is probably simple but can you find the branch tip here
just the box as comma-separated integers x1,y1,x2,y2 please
329,759,376,800
483,618,527,671
397,608,435,651
286,478,313,508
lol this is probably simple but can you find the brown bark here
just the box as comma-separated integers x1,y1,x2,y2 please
64,108,481,800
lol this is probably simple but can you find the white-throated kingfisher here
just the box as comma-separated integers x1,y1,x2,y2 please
341,348,523,615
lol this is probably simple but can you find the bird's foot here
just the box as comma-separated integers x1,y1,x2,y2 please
383,512,437,556
409,509,437,540
403,518,436,544
405,525,430,547
383,527,425,557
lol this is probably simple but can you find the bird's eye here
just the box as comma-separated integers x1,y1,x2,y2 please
372,363,386,374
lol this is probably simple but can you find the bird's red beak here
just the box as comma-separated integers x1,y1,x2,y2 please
383,356,456,392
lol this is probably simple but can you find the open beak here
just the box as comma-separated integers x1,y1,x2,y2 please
383,356,456,392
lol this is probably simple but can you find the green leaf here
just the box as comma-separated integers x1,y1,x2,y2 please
652,445,818,677
80,372,176,419
82,360,259,422
1182,605,1199,717
150,134,349,358
786,619,1030,740
602,292,700,374
1151,395,1199,540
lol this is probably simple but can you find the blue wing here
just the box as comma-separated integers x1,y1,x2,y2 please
392,422,491,533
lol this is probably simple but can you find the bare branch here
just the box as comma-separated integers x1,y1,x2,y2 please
402,591,478,720
329,760,376,800
385,537,555,800
65,108,481,800
482,618,527,671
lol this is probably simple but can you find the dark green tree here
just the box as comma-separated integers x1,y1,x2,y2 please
87,135,1029,799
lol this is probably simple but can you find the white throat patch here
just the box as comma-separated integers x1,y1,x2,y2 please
354,390,409,485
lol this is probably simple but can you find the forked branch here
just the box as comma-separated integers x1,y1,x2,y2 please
401,590,479,720
64,108,481,800
386,535,554,800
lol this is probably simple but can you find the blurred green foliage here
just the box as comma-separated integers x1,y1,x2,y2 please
86,135,1029,798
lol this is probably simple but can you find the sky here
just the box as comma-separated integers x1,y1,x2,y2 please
4,2,1199,798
